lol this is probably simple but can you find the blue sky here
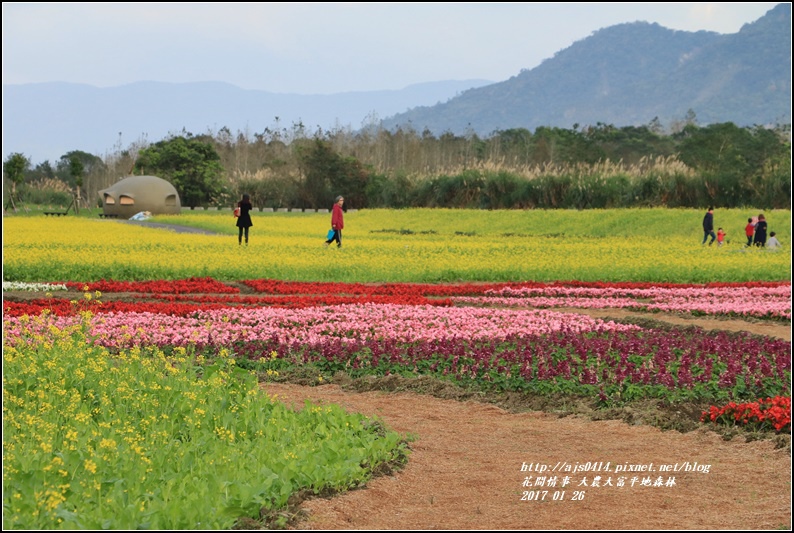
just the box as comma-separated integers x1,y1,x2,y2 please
2,2,781,94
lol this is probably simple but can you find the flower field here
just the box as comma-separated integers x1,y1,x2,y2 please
4,278,790,406
3,319,407,529
2,208,792,529
3,278,791,320
2,208,791,282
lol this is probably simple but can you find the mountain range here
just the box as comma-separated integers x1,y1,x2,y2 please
383,3,791,136
1,79,493,164
2,3,790,165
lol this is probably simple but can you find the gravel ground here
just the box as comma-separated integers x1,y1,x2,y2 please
116,220,222,235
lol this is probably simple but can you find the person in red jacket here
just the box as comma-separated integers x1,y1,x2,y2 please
745,217,756,247
325,195,344,247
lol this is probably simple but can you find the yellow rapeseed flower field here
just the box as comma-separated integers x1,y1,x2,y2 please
2,208,790,282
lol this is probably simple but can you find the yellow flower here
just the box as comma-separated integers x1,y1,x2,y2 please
42,488,66,512
98,438,117,450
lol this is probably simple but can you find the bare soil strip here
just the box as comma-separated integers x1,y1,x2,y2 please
264,382,791,531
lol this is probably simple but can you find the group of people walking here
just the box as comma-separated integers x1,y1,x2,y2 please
702,207,780,249
239,200,780,250
234,193,345,247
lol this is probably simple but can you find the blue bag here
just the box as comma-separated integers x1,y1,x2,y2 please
326,229,335,241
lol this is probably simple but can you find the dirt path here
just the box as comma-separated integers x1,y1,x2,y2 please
265,382,790,530
116,220,222,235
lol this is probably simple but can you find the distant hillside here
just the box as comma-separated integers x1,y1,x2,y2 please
1,79,492,164
3,4,790,165
381,3,792,136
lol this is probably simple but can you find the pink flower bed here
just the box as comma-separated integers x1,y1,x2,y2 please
455,284,792,320
4,305,640,350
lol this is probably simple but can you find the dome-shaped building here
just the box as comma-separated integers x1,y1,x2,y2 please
98,175,181,218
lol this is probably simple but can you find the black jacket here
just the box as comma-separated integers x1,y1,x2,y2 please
754,220,767,243
236,200,253,228
702,212,714,232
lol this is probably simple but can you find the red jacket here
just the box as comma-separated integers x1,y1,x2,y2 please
331,203,344,230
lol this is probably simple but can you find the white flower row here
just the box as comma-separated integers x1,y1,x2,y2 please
2,281,68,292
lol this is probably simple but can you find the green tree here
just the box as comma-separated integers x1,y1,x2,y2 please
134,135,225,208
297,139,370,209
491,128,533,163
56,151,107,208
3,152,31,204
674,122,789,206
30,160,56,181
57,150,104,178
532,126,602,165
68,154,85,211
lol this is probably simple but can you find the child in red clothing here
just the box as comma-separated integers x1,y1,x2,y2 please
745,217,755,247
717,227,726,246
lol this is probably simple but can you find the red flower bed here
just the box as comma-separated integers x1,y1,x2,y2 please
145,293,450,307
3,300,228,316
701,396,791,432
2,294,453,317
48,277,790,297
63,277,239,294
239,279,513,296
6,278,789,318
241,279,790,296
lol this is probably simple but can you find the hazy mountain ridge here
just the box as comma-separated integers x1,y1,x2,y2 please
381,3,791,135
2,79,493,163
2,3,790,164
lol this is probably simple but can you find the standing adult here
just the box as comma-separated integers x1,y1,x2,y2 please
325,195,344,247
753,213,767,247
236,193,253,245
702,207,716,246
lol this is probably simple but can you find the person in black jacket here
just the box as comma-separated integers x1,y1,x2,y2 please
702,207,716,246
753,213,767,247
236,193,253,245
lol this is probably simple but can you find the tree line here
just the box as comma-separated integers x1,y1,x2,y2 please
4,119,791,211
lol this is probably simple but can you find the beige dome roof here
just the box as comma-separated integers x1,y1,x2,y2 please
98,175,181,217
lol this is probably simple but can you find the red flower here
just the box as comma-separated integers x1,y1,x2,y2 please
702,396,791,433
